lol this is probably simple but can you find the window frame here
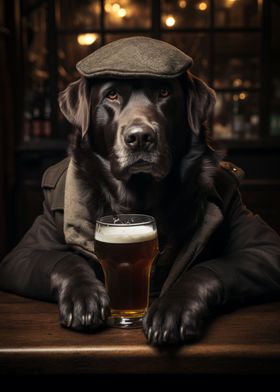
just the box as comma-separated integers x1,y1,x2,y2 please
21,0,274,143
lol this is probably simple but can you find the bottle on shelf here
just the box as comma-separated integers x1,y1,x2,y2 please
30,81,50,140
23,95,33,142
42,96,52,138
31,103,42,139
232,94,245,139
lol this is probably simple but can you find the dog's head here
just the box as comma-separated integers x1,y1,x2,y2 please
59,72,215,182
58,37,216,183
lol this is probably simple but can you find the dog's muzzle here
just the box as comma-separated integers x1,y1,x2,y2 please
111,120,171,181
122,123,161,177
123,124,157,152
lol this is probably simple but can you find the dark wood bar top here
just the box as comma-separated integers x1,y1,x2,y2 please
0,291,280,375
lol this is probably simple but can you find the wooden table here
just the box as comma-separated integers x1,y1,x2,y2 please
0,291,280,376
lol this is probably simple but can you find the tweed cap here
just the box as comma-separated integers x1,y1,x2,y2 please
76,36,193,79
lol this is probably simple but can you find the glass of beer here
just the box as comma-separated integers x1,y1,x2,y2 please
94,214,158,328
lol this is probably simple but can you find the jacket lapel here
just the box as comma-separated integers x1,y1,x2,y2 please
64,158,97,258
160,202,223,296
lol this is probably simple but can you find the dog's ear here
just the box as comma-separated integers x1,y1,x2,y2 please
185,72,216,136
58,77,90,137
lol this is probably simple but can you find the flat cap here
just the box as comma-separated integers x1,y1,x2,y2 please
76,36,193,79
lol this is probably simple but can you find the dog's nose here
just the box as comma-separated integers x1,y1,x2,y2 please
124,126,156,151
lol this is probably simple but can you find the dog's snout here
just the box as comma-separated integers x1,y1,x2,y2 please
124,126,156,151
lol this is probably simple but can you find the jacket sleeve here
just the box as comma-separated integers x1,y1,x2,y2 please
197,190,280,306
0,193,87,302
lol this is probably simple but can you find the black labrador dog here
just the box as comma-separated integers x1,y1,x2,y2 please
1,36,279,346
53,71,223,344
2,66,279,344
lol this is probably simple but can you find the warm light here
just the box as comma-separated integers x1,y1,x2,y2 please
118,8,127,17
226,0,237,7
198,2,208,11
233,78,242,87
77,34,97,46
178,0,187,8
233,94,239,102
104,2,112,13
239,92,247,100
165,15,176,27
112,3,121,12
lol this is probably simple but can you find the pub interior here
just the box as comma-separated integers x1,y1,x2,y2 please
0,0,280,382
1,0,280,257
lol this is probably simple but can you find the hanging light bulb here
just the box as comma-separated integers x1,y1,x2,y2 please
77,34,97,46
165,15,176,27
118,8,127,17
178,0,187,8
104,2,112,13
198,2,208,11
112,3,121,13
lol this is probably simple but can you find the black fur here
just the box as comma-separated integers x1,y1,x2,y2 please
52,73,224,344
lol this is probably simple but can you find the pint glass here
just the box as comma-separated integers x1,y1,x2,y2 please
94,214,158,328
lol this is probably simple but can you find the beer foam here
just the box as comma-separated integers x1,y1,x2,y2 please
95,225,157,244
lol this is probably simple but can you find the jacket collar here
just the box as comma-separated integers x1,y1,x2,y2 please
160,202,223,295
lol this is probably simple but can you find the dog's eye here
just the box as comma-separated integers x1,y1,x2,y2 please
159,88,170,98
106,90,119,101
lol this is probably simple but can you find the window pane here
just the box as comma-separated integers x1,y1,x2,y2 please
161,0,210,29
57,0,101,30
161,33,209,82
58,34,102,90
213,92,260,140
22,3,51,141
104,0,151,29
214,0,262,27
270,1,280,136
214,33,260,89
57,34,101,136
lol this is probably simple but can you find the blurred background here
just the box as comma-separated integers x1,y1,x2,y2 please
0,0,280,258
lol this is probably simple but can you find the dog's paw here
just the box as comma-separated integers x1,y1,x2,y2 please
58,278,110,331
142,297,205,345
143,268,224,346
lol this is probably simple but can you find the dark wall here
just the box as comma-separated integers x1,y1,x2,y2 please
226,145,280,234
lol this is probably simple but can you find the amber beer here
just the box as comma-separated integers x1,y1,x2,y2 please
94,215,158,328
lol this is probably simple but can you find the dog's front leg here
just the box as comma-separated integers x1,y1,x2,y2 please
143,268,224,345
50,256,110,331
